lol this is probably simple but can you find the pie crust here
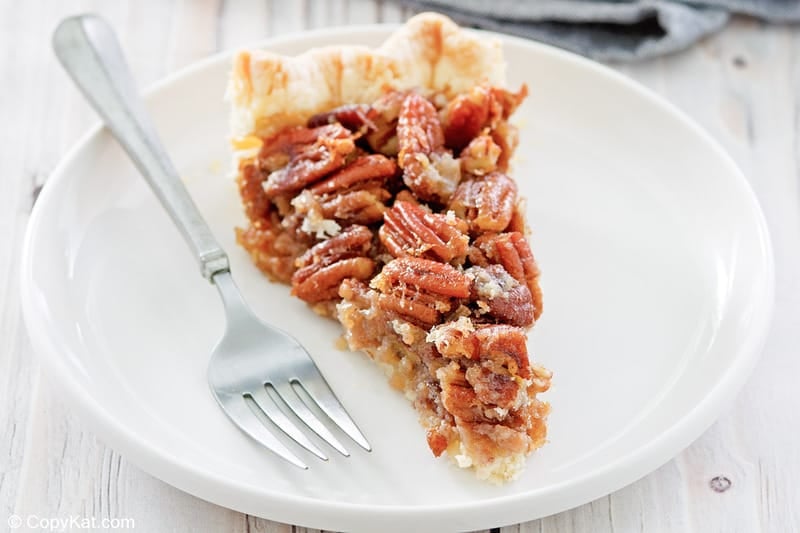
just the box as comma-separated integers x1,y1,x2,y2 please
227,12,551,483
227,13,505,139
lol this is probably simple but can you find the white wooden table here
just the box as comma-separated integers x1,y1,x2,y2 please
2,1,799,531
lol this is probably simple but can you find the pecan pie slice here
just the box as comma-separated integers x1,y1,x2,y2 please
227,13,551,483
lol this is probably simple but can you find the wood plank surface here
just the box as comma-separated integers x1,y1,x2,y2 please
1,1,797,532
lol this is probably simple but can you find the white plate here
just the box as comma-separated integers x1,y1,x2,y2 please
21,26,774,532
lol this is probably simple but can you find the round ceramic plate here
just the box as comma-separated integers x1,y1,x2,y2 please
21,26,774,532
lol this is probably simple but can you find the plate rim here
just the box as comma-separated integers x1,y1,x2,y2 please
20,23,776,531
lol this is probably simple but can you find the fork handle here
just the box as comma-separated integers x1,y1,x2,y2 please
52,15,229,281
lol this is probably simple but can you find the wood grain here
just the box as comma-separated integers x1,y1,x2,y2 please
1,2,798,532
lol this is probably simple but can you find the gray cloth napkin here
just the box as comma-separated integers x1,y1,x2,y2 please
391,0,799,61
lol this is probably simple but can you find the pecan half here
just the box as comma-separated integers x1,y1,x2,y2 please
293,257,374,303
378,257,471,298
301,154,398,225
261,124,356,198
319,189,392,226
394,189,420,205
449,172,517,234
397,93,461,203
371,257,471,327
460,134,501,176
398,93,445,164
259,124,349,171
438,362,484,422
437,360,522,423
475,325,531,379
465,365,521,411
291,225,376,303
364,90,407,156
307,104,378,132
310,154,397,195
441,85,492,151
473,232,542,320
467,265,534,327
442,84,528,152
429,320,531,379
379,200,469,263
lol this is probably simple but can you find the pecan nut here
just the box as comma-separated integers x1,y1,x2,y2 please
472,232,542,320
309,154,397,196
474,325,531,379
371,257,471,327
307,104,378,133
318,189,392,226
393,189,420,205
258,124,349,172
449,172,518,235
291,225,376,303
397,93,461,203
437,360,522,423
363,90,407,156
467,265,534,327
377,257,471,298
460,134,501,176
306,154,397,225
379,200,469,263
260,124,356,198
465,365,521,411
442,85,492,151
442,84,528,152
437,362,483,422
429,319,531,379
292,257,375,303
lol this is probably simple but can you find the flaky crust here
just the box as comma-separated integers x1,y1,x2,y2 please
227,13,506,139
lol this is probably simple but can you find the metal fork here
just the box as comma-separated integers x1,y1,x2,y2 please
53,14,371,469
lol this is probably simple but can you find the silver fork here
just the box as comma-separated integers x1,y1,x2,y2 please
53,14,371,469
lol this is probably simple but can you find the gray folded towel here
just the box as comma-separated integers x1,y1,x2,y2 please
391,0,799,61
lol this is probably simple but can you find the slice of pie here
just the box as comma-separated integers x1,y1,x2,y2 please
226,13,551,483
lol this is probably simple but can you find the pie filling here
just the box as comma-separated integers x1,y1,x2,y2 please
228,13,551,484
